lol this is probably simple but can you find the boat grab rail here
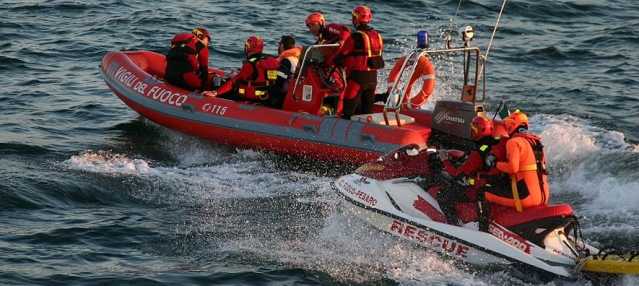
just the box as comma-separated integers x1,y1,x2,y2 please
382,46,484,126
291,44,340,99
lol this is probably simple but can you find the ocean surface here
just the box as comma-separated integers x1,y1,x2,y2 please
1,0,638,285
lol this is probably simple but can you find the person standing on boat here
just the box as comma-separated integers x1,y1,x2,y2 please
203,36,280,105
165,27,211,91
490,111,550,212
326,5,384,119
305,12,351,45
436,115,508,226
269,35,302,108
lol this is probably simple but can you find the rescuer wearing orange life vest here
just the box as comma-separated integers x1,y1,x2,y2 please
305,12,351,45
489,110,550,212
436,115,508,225
271,35,302,108
326,5,384,119
165,27,211,91
204,36,280,106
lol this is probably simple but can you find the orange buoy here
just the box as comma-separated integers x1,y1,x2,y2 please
387,55,436,108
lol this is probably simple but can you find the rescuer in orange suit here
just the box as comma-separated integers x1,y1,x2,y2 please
326,5,384,119
490,111,550,211
436,116,508,225
165,27,211,91
203,36,280,106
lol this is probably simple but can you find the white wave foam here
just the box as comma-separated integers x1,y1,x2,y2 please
531,114,636,163
232,208,484,285
64,150,155,175
528,114,639,222
63,147,332,206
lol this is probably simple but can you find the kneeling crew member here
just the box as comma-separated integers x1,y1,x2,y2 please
205,36,280,106
165,27,211,91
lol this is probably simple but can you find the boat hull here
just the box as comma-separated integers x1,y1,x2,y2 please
101,51,432,163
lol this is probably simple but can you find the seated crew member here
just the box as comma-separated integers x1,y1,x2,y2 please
436,116,508,225
203,36,280,106
326,5,384,119
490,110,550,211
305,12,351,45
271,35,302,108
165,27,211,91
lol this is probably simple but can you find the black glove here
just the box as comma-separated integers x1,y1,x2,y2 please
484,154,496,168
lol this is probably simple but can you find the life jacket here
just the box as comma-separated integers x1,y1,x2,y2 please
237,54,281,101
165,33,202,86
344,26,384,72
277,47,302,76
488,132,550,210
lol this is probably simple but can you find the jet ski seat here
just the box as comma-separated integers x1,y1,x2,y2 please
492,204,576,246
492,204,574,228
453,203,574,227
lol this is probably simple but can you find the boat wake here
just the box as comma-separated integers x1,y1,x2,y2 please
60,113,638,285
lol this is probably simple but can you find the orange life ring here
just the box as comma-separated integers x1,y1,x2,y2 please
387,55,436,108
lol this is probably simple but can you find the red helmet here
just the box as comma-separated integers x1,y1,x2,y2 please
244,36,264,56
470,116,494,140
192,27,210,41
503,110,529,134
305,12,325,27
352,5,372,25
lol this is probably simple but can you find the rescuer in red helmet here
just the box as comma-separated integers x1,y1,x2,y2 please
325,5,385,119
165,27,211,91
435,115,509,227
305,11,351,45
204,36,281,106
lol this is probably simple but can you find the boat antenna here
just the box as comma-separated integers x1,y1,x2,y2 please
478,0,508,86
444,0,464,48
484,0,509,62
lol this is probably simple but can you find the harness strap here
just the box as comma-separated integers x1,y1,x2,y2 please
510,175,523,212
526,136,548,204
353,31,382,57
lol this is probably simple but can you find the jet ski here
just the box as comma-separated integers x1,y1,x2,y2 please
334,144,639,280
331,1,639,280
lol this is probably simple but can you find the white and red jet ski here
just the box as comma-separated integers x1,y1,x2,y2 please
334,144,600,280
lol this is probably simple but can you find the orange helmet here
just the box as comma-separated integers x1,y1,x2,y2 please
192,27,210,41
470,116,494,140
244,36,264,56
352,5,372,25
503,110,529,134
305,12,325,27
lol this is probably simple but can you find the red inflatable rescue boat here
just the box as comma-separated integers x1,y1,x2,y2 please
99,46,456,163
